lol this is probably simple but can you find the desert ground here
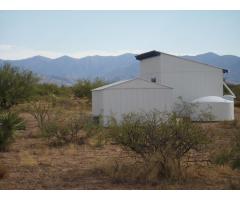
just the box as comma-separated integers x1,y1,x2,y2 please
0,100,240,190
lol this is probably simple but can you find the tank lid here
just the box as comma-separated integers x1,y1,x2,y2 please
192,96,233,103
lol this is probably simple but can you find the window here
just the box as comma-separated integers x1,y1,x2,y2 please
151,77,156,83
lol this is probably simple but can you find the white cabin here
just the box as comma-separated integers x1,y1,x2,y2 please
138,51,225,102
92,50,235,123
92,78,173,124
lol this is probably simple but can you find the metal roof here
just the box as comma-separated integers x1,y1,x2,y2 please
92,77,173,91
92,79,131,91
135,50,228,73
135,50,160,61
192,96,233,103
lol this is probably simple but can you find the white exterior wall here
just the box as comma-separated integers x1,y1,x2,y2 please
140,56,162,83
139,53,224,102
102,88,173,123
92,91,104,116
92,78,173,124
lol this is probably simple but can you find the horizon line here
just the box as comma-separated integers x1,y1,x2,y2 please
0,51,239,61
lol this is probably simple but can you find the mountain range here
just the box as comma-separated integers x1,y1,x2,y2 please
0,52,239,85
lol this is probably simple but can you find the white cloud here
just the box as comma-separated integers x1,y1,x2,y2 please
0,44,142,60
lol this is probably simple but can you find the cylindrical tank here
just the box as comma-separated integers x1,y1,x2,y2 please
223,95,235,101
192,96,234,121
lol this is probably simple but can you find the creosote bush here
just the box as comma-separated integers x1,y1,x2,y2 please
0,112,25,151
108,110,209,181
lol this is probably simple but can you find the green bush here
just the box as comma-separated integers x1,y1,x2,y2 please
0,112,25,151
34,83,71,97
72,78,107,99
0,63,39,109
109,111,209,180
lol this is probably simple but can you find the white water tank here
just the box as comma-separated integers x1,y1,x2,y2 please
223,95,235,101
192,96,234,121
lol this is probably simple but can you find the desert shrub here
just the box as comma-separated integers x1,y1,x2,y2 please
173,96,214,121
43,113,90,146
67,113,90,143
0,112,25,151
0,63,39,109
108,111,209,181
84,116,108,147
43,118,70,146
214,150,231,166
173,97,198,119
214,122,240,170
72,78,107,99
34,83,71,97
26,98,92,146
27,101,51,134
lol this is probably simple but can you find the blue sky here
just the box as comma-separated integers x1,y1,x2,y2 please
0,11,240,59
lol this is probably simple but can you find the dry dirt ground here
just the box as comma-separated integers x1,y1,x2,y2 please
0,107,240,189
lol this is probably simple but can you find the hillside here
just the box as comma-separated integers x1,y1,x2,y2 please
183,52,240,84
0,52,240,84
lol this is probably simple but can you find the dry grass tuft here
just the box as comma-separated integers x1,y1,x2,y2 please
19,151,38,167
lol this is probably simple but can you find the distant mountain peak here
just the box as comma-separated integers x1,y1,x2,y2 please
0,52,239,84
54,55,76,60
197,52,219,57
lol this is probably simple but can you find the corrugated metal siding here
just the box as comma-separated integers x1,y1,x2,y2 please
92,91,103,116
139,53,223,102
140,56,162,84
160,54,223,101
102,88,173,122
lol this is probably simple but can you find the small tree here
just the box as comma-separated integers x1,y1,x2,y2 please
73,78,106,99
109,111,209,180
0,63,39,109
0,112,25,151
27,101,51,134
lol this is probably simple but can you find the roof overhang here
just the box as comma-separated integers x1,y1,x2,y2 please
136,50,229,73
223,69,228,73
135,50,161,61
